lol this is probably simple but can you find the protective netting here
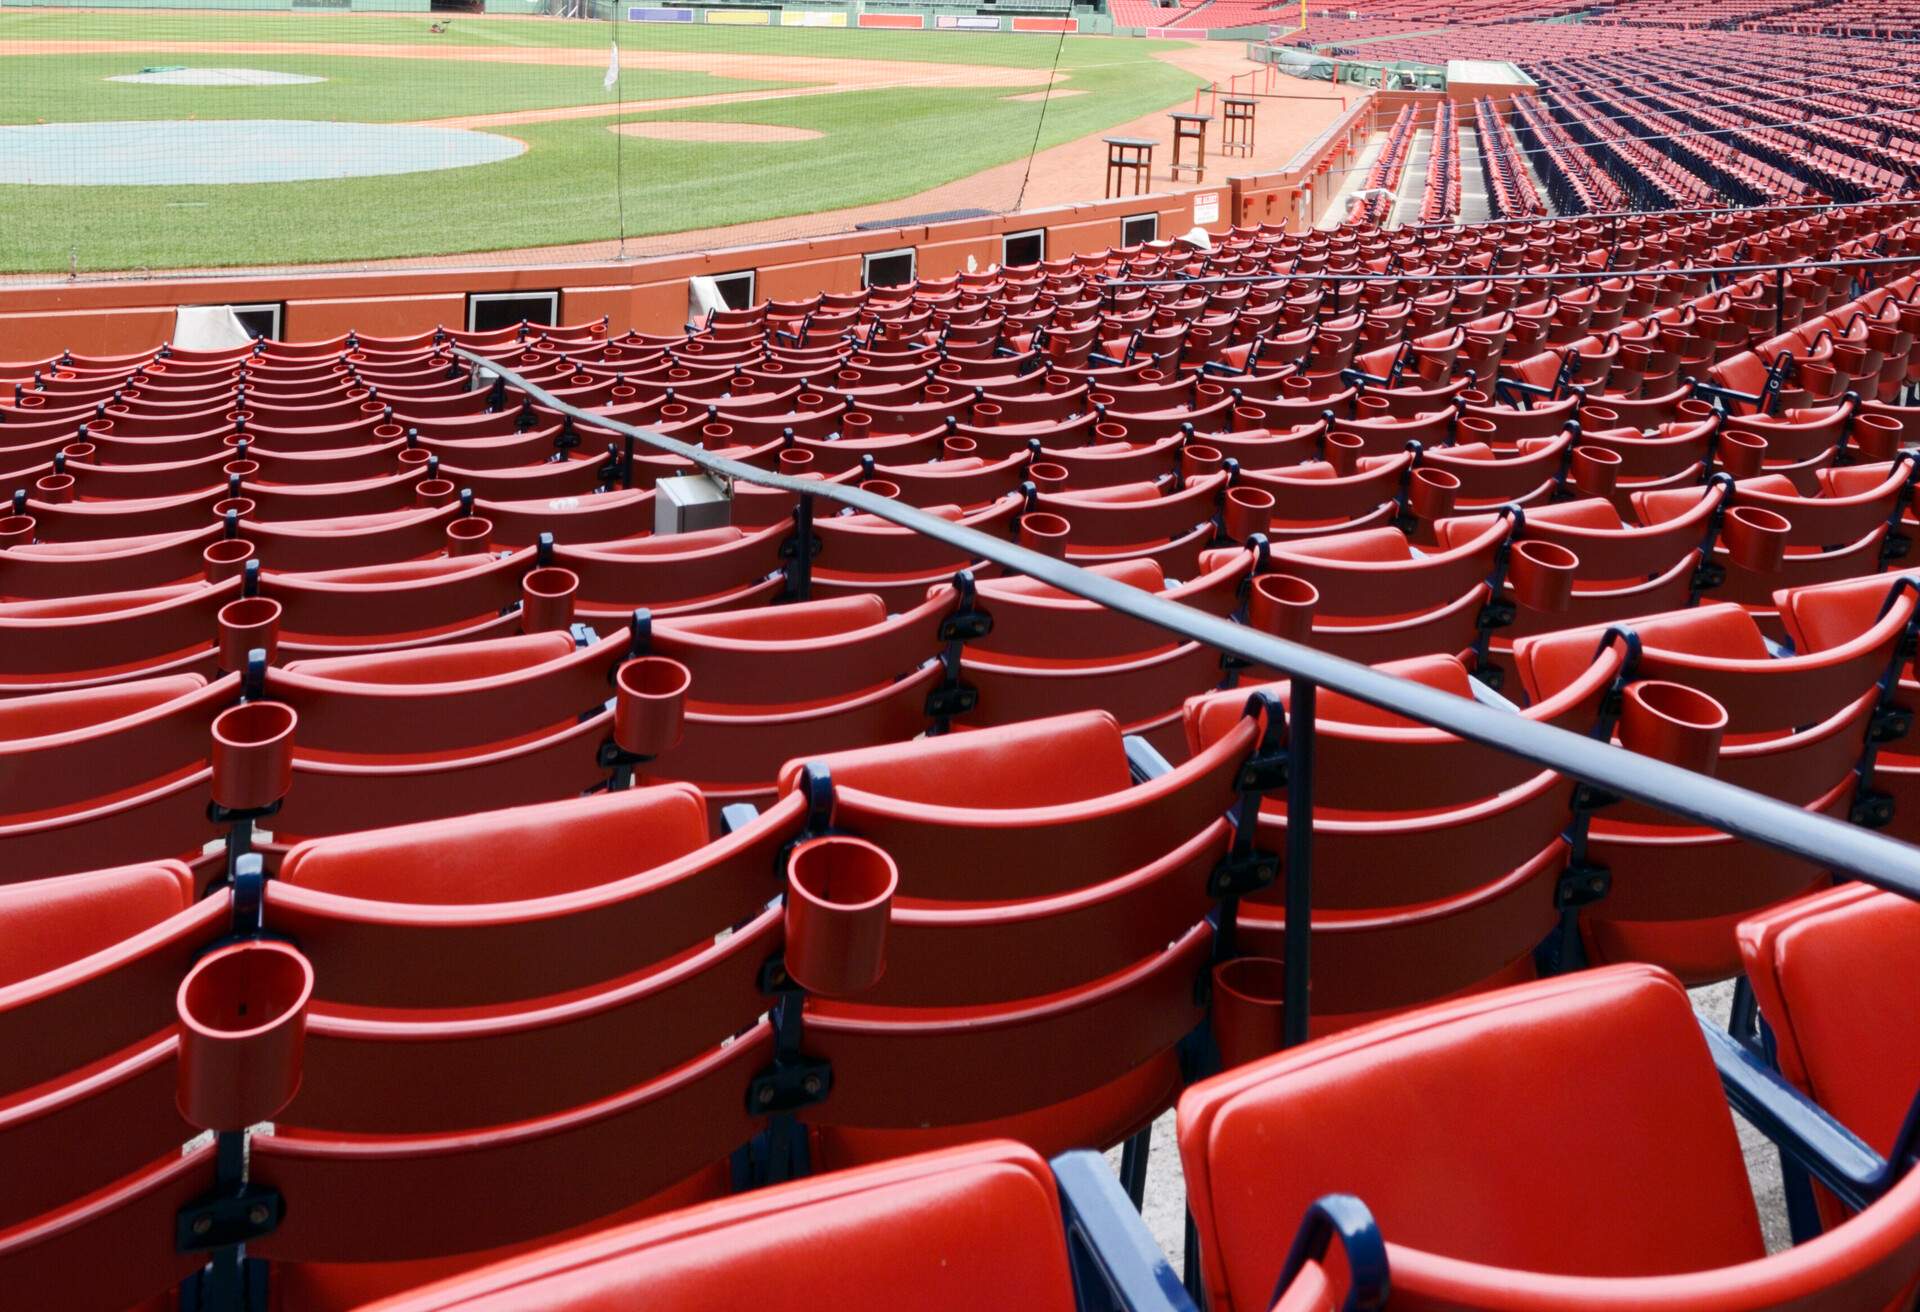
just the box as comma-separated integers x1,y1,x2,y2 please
0,3,1219,280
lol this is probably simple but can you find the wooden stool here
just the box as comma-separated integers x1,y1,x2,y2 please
1169,112,1212,182
1222,96,1256,159
1104,136,1154,198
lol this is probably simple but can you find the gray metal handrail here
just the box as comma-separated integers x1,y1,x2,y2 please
458,345,1920,904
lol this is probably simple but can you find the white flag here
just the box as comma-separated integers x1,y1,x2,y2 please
604,41,620,91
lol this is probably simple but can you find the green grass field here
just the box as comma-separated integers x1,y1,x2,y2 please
0,14,1197,273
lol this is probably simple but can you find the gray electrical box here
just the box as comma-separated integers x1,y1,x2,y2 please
655,473,733,535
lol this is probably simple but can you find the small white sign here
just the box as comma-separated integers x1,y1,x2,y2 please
1193,192,1221,225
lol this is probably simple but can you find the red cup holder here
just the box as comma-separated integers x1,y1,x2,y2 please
520,566,578,634
659,404,692,423
1323,431,1364,477
842,413,873,438
223,459,260,481
1018,511,1071,558
60,441,96,463
1045,372,1073,393
372,421,405,441
783,835,898,997
210,699,296,811
1455,416,1498,445
1356,394,1391,416
1233,406,1269,432
777,448,815,474
1093,421,1131,444
213,497,256,522
1223,486,1276,541
972,402,1004,427
1509,539,1578,613
14,392,44,409
614,656,691,758
1028,461,1070,491
1619,679,1728,776
203,538,255,583
1248,572,1319,643
942,436,978,458
1089,392,1117,409
176,939,314,1132
1579,405,1621,428
1719,429,1768,480
1571,445,1622,499
33,474,74,503
701,422,736,446
861,479,901,501
797,393,825,409
1408,466,1461,521
1210,956,1290,1070
1676,398,1716,423
1723,505,1791,573
0,514,36,547
358,401,385,417
446,516,493,557
924,383,953,401
1184,444,1225,479
1853,412,1903,462
397,448,433,471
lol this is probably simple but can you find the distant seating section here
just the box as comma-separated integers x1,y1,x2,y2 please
10,194,1920,1308
1268,11,1919,215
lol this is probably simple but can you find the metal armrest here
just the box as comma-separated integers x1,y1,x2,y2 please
1703,1020,1889,1212
1268,1194,1390,1312
1051,1150,1198,1312
1125,735,1177,783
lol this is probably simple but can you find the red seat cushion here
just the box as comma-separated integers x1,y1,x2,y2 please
0,860,194,986
774,708,1131,807
278,784,710,904
1739,884,1920,1159
1180,966,1765,1312
358,1141,1077,1312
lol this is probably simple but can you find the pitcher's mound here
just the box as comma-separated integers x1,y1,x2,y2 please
613,122,823,143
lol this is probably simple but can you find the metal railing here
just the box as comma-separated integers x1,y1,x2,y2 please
461,342,1920,1219
458,344,1920,897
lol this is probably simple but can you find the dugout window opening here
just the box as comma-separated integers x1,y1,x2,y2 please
468,291,560,334
1120,214,1158,247
863,249,916,290
1002,229,1046,268
712,271,757,310
221,303,284,341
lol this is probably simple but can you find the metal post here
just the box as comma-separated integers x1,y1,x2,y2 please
786,492,815,602
202,1131,247,1310
1282,680,1315,1049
